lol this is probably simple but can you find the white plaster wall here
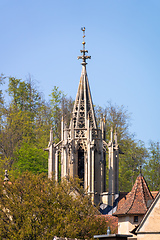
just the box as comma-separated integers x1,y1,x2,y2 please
118,216,131,235
118,215,143,238
138,198,160,233
137,234,160,240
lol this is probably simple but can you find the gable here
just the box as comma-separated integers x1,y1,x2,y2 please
136,191,160,233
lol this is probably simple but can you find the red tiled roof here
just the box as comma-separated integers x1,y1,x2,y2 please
97,215,118,233
113,174,154,216
116,192,128,211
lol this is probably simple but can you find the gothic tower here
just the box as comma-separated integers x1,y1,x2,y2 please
46,28,119,206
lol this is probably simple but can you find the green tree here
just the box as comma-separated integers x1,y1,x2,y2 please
0,77,52,176
119,140,148,191
50,86,74,143
13,143,48,174
0,74,5,121
7,76,42,113
50,86,63,143
95,102,148,192
0,172,115,239
0,76,151,192
144,141,160,191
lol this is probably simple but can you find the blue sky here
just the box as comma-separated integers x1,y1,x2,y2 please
1,0,160,147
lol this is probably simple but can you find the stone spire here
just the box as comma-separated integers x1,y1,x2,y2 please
72,27,97,129
46,28,110,205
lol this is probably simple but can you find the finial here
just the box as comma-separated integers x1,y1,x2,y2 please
49,125,53,143
139,165,142,175
103,114,106,123
107,226,111,235
110,127,113,142
77,27,91,65
4,170,9,182
81,27,86,50
114,128,118,144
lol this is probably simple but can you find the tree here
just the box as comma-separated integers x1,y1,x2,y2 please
50,86,64,143
0,172,115,239
0,77,52,176
95,102,148,192
50,86,74,143
119,140,148,191
7,76,42,113
0,74,5,122
144,141,160,191
95,101,131,143
13,143,48,175
0,76,152,192
61,95,74,127
0,78,74,177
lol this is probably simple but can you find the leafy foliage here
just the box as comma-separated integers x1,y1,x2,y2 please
0,172,113,239
95,102,148,191
144,141,160,191
0,77,52,176
0,75,158,193
50,86,74,143
13,144,48,174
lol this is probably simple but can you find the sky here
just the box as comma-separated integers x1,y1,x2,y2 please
0,0,160,148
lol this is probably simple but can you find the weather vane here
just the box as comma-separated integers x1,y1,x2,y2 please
78,27,91,65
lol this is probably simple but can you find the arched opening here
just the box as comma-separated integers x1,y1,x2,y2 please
78,149,84,184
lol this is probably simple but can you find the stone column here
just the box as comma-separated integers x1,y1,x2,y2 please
88,143,91,193
69,146,74,178
55,150,59,181
84,151,88,190
108,127,119,206
48,143,55,179
91,147,95,203
114,131,119,194
48,127,55,180
62,146,67,177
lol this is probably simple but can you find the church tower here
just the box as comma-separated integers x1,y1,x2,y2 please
46,28,119,206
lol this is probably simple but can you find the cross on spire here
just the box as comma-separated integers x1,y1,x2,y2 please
77,27,91,65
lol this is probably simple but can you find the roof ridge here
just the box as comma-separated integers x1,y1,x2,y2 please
126,177,138,214
140,175,147,208
141,174,153,207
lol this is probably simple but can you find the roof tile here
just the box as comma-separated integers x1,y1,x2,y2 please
114,174,154,216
